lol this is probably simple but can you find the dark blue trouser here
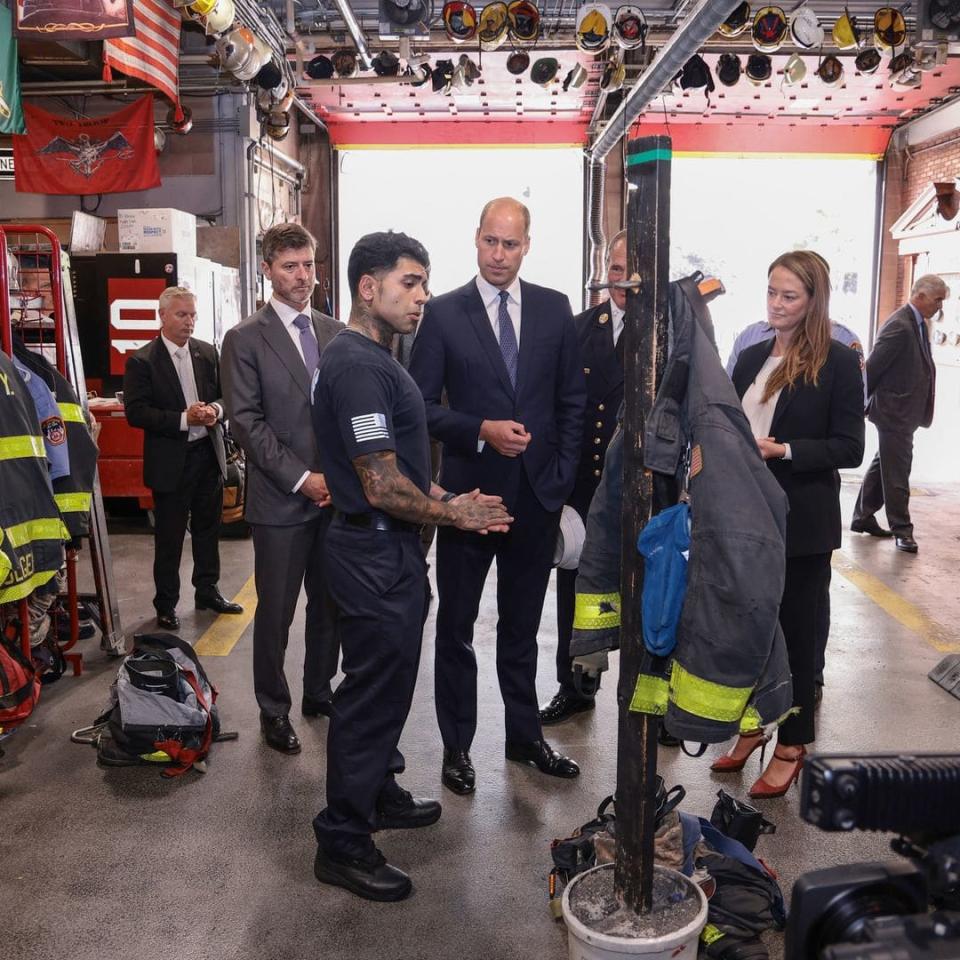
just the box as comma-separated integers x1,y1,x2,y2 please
313,521,426,856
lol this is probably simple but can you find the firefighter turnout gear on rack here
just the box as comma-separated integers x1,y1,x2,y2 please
0,351,69,604
570,276,793,744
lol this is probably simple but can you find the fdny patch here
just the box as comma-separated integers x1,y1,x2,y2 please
690,443,703,479
41,415,67,446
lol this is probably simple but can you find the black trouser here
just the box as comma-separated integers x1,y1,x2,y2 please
250,513,339,717
151,439,222,613
814,564,831,687
853,428,915,537
434,472,561,750
778,552,832,747
555,565,579,693
313,522,426,857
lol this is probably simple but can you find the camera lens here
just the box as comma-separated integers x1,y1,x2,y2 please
814,883,923,953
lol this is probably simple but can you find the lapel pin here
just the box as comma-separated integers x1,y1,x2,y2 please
599,313,609,325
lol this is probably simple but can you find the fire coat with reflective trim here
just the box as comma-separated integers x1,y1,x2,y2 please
570,276,794,743
0,352,69,605
13,339,98,539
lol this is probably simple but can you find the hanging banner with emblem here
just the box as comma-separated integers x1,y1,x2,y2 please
12,96,160,195
0,5,25,134
13,0,134,41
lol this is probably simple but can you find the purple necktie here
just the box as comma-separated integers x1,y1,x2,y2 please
498,291,518,387
293,313,320,373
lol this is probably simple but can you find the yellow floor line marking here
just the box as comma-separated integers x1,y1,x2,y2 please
194,576,258,657
832,552,959,654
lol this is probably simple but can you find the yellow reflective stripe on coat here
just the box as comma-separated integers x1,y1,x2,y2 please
58,402,85,424
629,674,668,715
0,567,59,605
0,435,45,461
54,491,92,514
739,705,763,734
669,661,752,723
2,517,69,548
573,592,621,630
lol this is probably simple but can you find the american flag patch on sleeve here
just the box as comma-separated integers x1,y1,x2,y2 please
351,412,390,442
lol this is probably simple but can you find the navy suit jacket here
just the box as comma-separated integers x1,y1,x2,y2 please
409,278,586,513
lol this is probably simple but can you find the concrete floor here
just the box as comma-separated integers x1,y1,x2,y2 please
2,476,958,960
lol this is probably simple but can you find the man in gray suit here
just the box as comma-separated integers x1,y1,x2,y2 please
222,223,343,753
852,274,948,554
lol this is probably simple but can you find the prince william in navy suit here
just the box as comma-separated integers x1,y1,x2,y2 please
409,197,586,794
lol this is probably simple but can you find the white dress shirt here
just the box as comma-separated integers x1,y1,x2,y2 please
474,274,522,452
610,300,625,346
741,353,792,460
271,296,315,364
160,333,219,441
476,274,522,347
269,297,315,494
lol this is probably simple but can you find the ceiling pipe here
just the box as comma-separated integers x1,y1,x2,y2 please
587,0,738,162
329,0,374,71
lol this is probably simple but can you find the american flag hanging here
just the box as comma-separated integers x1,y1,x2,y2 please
103,0,183,120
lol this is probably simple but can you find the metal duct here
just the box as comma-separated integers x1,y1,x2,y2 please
585,158,607,307
329,0,374,70
587,0,739,162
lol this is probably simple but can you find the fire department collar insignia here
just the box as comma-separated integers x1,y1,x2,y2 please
42,415,66,446
598,312,609,325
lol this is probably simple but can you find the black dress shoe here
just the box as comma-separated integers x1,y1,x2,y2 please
375,787,442,830
195,590,243,614
260,714,301,754
539,689,596,726
850,517,894,537
895,535,918,553
314,844,412,901
156,611,180,631
441,749,476,795
302,696,334,718
505,738,580,778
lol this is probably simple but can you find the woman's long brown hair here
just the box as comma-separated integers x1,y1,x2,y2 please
761,250,831,403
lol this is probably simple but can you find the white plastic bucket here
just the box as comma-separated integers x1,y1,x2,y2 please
561,863,708,960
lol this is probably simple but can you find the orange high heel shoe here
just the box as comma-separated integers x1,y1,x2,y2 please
710,730,771,773
748,745,806,799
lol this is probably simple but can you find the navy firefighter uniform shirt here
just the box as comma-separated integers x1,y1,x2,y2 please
312,328,431,512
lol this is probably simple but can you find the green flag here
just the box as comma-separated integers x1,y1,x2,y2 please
0,4,25,135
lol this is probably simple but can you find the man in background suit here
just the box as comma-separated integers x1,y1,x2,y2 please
852,274,948,554
124,286,242,631
409,197,586,794
222,223,342,754
539,230,626,726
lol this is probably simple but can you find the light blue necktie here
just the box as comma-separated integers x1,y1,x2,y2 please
293,313,320,373
497,290,518,388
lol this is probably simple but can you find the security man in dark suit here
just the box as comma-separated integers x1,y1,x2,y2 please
852,274,947,553
539,230,626,726
311,231,511,902
409,197,586,795
123,286,242,631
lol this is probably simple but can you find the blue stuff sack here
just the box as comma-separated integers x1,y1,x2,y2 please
636,502,691,657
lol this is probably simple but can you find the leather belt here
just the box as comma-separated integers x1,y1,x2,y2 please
335,511,420,534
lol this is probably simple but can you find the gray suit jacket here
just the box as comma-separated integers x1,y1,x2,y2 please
221,302,342,526
866,304,935,432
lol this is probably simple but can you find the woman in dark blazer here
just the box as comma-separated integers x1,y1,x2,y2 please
716,250,864,798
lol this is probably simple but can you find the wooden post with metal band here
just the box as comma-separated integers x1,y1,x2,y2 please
614,135,672,914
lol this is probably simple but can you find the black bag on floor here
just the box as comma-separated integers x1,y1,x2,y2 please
710,789,776,852
95,633,221,778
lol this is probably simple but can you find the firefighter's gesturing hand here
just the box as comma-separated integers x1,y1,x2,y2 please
480,419,531,457
451,489,513,533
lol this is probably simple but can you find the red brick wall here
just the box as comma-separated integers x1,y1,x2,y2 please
879,129,960,328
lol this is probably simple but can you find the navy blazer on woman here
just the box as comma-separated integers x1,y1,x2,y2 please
409,278,586,513
732,339,865,557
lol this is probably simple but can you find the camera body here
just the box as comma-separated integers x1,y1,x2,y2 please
786,753,960,960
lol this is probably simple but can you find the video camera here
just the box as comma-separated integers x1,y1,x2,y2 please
785,753,960,960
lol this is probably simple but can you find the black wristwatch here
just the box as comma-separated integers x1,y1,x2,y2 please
440,492,457,503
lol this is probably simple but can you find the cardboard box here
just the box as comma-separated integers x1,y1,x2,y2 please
117,208,197,257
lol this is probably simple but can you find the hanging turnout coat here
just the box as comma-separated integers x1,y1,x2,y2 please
571,276,793,743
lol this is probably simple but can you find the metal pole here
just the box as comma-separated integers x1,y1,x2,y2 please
614,134,672,914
